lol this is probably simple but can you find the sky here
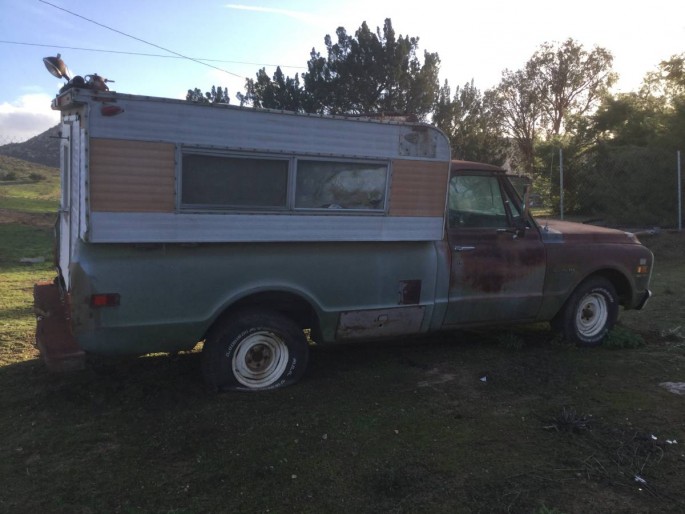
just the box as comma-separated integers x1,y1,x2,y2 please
1,0,684,143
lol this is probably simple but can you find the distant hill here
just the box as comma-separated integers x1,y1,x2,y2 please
0,125,60,168
0,154,59,180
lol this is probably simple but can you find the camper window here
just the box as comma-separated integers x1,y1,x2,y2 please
295,160,387,211
181,154,288,209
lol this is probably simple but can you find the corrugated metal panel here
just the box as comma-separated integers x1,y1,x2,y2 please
88,212,445,243
90,139,175,212
389,160,449,217
82,93,451,162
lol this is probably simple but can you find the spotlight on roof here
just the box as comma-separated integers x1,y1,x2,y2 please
43,54,71,81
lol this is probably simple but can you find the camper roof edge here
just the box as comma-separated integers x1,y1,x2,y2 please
52,88,443,128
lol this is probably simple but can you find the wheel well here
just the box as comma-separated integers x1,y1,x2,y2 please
208,291,322,341
587,269,632,306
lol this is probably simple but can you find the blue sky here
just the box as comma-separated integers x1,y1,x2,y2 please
1,0,684,142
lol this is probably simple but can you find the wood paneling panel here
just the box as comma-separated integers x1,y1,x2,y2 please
389,160,449,217
90,139,175,212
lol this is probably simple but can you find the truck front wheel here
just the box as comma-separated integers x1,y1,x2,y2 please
553,277,619,346
202,309,309,392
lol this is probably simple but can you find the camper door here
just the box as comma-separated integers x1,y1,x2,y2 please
58,116,80,289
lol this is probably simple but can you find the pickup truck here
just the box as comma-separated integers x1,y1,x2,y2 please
34,86,653,391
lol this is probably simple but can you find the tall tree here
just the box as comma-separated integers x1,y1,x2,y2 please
569,53,685,225
529,38,616,136
238,67,304,111
433,80,506,164
488,67,542,172
186,85,230,104
642,53,685,99
187,19,439,118
489,39,615,172
300,18,439,117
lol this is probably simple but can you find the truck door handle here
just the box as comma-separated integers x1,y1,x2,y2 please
453,246,475,252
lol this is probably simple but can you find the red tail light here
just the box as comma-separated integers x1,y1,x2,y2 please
90,293,120,308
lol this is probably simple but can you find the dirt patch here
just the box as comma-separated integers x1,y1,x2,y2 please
0,208,55,227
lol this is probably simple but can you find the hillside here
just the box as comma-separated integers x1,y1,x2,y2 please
0,125,60,168
0,154,58,181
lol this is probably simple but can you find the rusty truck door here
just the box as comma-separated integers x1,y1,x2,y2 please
443,172,546,326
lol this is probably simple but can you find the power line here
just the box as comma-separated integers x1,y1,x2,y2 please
0,40,306,70
37,0,251,78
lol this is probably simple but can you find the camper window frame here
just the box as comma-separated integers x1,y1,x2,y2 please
179,150,291,212
178,148,390,215
293,157,389,213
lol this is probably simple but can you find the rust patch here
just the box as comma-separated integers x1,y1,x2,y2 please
455,243,545,294
336,307,425,341
33,282,85,372
398,279,421,305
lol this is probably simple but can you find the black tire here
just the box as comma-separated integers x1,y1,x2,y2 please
202,308,309,392
553,277,619,346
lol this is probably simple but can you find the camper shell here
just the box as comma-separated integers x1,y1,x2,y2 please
34,87,653,391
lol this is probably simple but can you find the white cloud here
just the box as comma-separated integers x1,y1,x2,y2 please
224,4,331,26
0,93,60,144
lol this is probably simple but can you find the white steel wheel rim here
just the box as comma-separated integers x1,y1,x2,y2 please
576,293,608,338
232,331,289,389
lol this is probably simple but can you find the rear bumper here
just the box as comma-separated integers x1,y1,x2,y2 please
33,281,85,372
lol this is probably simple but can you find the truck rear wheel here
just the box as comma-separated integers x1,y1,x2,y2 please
202,309,309,392
553,277,619,346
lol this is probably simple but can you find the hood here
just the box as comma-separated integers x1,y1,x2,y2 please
537,219,640,245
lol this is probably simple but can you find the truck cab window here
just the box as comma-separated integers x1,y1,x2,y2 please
448,175,508,228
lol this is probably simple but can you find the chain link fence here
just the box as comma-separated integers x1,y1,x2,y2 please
530,147,683,230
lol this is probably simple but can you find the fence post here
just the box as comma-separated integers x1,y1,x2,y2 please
559,148,564,220
678,150,682,231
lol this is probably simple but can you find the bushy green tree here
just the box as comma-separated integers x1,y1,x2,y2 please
301,19,440,118
231,18,440,118
186,85,230,104
238,67,304,111
433,80,507,164
570,53,685,225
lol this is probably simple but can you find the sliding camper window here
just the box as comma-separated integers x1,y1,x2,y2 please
294,160,388,211
181,154,288,209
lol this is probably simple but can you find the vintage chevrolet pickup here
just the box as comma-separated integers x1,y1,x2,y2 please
34,86,653,391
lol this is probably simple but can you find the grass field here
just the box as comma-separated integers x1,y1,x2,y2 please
1,158,684,513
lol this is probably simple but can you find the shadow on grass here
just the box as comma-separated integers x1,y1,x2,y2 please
1,328,684,514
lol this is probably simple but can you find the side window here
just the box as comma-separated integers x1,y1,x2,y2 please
448,175,508,228
181,154,288,210
295,160,387,211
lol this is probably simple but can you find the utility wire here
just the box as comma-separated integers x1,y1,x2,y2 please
37,0,253,78
1,40,305,70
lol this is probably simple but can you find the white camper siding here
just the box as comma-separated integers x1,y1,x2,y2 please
389,160,449,217
85,93,451,162
89,139,175,212
88,212,445,243
68,91,453,243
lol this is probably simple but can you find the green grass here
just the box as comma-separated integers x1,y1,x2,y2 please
1,158,685,513
0,155,59,214
0,159,58,368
